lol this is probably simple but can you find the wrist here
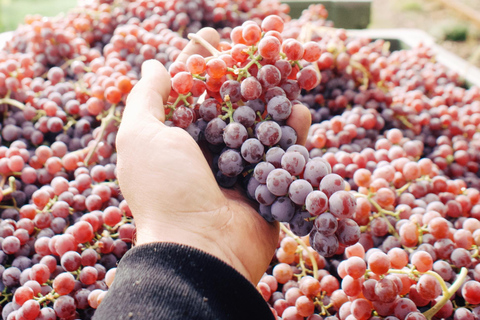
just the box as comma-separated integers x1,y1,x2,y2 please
132,194,279,285
134,212,256,283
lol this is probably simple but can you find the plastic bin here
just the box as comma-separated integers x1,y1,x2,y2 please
283,0,372,29
348,28,480,88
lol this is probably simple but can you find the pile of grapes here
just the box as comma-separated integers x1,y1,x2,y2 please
0,0,480,319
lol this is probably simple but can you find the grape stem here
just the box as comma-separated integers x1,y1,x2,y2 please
386,266,468,320
369,197,400,239
396,115,414,129
187,33,221,57
221,97,234,123
349,60,370,88
34,290,59,305
63,118,77,132
471,246,479,259
44,196,59,212
294,249,308,279
396,182,412,196
0,97,27,111
355,192,400,239
423,267,468,320
0,174,6,190
0,286,11,305
314,297,332,316
292,60,303,71
105,217,133,233
192,74,206,81
1,176,17,198
234,54,263,82
279,223,318,279
171,92,192,109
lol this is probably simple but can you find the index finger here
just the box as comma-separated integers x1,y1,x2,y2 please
176,27,221,65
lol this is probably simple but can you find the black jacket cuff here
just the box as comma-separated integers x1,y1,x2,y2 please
93,242,275,320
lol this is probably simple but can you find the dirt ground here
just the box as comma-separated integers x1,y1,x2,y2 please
369,0,480,67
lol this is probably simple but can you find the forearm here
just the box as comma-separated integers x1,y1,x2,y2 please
93,242,275,320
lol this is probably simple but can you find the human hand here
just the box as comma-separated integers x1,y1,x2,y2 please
116,28,311,284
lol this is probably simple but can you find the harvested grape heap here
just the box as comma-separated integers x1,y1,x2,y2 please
0,0,480,319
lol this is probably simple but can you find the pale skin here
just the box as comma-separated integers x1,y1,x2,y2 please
116,28,312,285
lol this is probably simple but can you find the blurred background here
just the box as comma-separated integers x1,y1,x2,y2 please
370,0,480,68
0,0,479,66
0,0,76,31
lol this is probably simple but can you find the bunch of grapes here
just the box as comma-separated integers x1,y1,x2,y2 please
163,15,360,257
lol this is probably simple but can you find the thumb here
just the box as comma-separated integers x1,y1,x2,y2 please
121,60,171,128
287,104,312,146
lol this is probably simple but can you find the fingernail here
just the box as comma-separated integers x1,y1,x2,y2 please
141,60,162,79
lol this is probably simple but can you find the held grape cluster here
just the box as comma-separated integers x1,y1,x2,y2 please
0,0,480,319
164,15,360,257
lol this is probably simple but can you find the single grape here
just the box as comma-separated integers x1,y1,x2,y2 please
266,169,293,196
241,138,264,164
271,197,296,222
218,149,244,177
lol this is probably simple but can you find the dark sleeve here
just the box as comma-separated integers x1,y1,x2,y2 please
93,242,275,320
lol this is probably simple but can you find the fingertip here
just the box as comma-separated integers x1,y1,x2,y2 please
140,59,163,77
122,60,171,125
140,59,171,103
176,27,221,64
196,27,221,48
287,104,312,146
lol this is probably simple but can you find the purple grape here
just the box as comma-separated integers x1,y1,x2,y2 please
279,126,297,149
264,87,286,103
314,212,338,236
310,229,339,258
289,211,314,237
329,190,356,219
240,138,264,163
303,157,332,187
266,147,285,168
218,149,244,177
253,162,275,184
256,121,282,146
281,79,301,100
267,95,292,121
288,179,313,205
223,122,248,149
266,168,293,196
240,76,262,100
320,173,346,198
286,145,309,163
245,99,265,113
305,190,329,216
259,204,274,222
246,176,261,200
233,106,256,128
186,122,201,141
271,197,296,222
3,266,21,287
255,184,277,206
257,64,281,89
281,151,306,176
205,118,226,145
336,218,360,246
199,98,219,122
220,80,242,102
53,295,76,318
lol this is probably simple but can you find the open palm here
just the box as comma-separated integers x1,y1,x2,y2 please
116,28,311,284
